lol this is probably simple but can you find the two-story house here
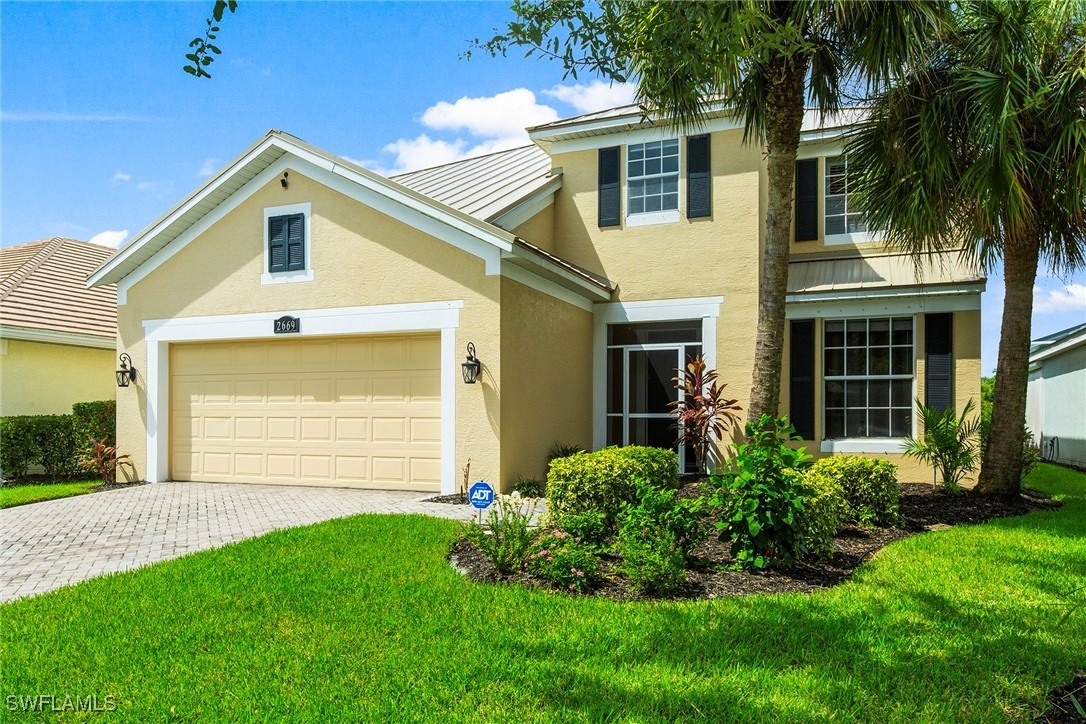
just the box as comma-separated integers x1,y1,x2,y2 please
88,104,983,493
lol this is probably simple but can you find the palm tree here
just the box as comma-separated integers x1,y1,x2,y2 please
477,0,948,425
847,0,1086,495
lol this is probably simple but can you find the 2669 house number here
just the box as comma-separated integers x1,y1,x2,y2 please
273,316,301,334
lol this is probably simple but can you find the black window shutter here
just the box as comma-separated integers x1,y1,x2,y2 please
925,313,954,412
286,213,305,271
687,134,711,218
790,319,816,439
268,216,288,273
598,146,621,227
795,159,819,241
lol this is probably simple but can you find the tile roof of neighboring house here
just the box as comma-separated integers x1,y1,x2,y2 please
391,145,556,223
787,251,985,297
0,237,117,341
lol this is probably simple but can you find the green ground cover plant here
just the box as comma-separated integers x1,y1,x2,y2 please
0,481,97,509
1,464,1083,721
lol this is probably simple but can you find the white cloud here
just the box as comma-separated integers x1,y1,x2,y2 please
197,158,221,178
420,88,559,140
89,229,129,248
112,170,132,182
543,81,638,114
1034,283,1086,314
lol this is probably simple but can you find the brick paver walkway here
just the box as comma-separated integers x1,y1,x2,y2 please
0,482,485,603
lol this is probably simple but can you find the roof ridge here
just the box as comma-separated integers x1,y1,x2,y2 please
0,236,65,301
390,144,539,179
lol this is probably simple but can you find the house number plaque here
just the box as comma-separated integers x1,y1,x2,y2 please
273,315,301,334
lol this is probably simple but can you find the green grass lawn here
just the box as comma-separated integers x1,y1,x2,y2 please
0,481,97,509
2,464,1084,722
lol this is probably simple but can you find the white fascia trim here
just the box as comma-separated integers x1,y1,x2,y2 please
261,202,314,285
501,262,593,312
1030,330,1086,364
626,210,680,227
104,136,519,296
799,127,849,144
503,247,611,303
545,117,743,155
785,287,983,318
490,176,562,230
141,300,462,494
820,438,907,454
116,155,506,305
592,296,723,449
0,325,115,349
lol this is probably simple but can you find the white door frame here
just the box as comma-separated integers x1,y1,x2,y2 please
142,300,463,493
592,296,723,449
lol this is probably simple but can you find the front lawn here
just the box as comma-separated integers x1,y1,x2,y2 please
2,464,1083,721
0,481,97,509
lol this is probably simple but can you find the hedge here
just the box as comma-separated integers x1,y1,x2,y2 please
546,446,678,523
1,399,114,480
806,456,899,526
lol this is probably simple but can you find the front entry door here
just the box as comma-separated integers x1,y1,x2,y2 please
606,321,702,472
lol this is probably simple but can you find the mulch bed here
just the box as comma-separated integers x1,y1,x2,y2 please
423,492,469,505
91,481,147,492
1039,674,1086,723
450,481,1060,601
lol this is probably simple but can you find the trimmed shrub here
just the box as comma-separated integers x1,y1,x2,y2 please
549,509,611,547
808,456,899,526
0,417,36,479
546,446,678,523
796,469,848,558
72,400,116,449
525,530,600,593
0,415,80,480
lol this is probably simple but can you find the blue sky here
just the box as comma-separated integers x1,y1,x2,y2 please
2,1,1083,374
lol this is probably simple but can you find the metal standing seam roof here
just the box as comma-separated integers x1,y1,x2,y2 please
787,252,985,296
391,145,556,223
0,238,117,339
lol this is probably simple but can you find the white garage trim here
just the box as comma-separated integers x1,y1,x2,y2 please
141,300,462,494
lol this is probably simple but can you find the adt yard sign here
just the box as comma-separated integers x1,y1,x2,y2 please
469,481,494,510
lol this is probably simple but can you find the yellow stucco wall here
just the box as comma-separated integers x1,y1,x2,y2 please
0,339,116,416
117,169,505,486
510,203,556,254
499,277,593,488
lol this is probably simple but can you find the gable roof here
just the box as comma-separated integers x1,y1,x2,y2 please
88,131,611,305
392,145,557,224
1031,322,1086,363
1,237,117,347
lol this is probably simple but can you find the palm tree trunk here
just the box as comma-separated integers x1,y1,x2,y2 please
976,232,1041,495
747,53,809,425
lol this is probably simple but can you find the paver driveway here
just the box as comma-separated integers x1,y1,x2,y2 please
0,482,479,603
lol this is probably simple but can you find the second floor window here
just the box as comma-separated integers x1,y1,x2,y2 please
268,213,306,273
824,155,868,238
627,139,679,215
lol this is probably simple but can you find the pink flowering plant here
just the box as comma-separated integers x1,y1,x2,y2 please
525,529,600,594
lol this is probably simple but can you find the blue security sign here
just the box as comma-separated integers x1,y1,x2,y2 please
468,481,495,510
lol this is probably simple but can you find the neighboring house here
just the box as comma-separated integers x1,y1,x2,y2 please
88,105,984,493
1,238,118,417
1026,322,1086,468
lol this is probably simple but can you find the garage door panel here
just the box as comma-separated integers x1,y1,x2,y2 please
171,335,440,491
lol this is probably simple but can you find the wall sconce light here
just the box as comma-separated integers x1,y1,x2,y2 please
116,353,137,388
280,172,289,189
461,343,481,384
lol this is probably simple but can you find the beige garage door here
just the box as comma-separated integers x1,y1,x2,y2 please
170,334,441,491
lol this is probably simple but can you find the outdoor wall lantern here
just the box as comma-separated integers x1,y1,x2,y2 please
461,343,481,384
116,353,137,388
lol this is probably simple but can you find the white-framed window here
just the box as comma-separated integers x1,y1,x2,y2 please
627,139,679,226
824,155,875,245
261,202,313,285
823,316,914,439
